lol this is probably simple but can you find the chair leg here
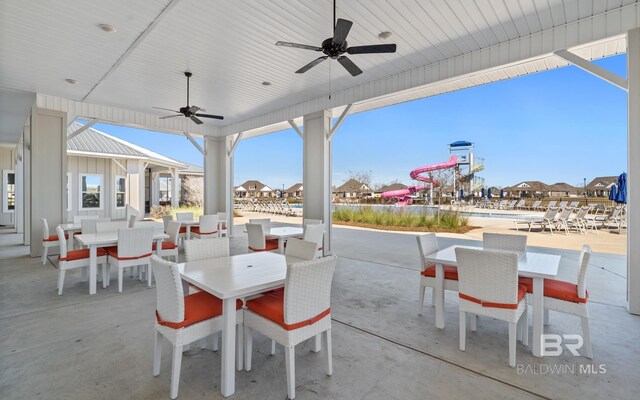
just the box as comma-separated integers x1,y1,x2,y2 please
212,332,219,351
431,287,436,307
147,263,153,287
522,309,529,347
236,325,244,371
285,345,296,400
271,340,276,355
581,316,593,359
153,330,162,376
469,313,477,332
313,334,321,353
57,269,65,295
544,309,550,326
244,326,253,371
102,263,108,289
508,322,517,368
42,246,48,265
459,311,466,351
118,268,124,293
418,285,426,314
323,328,332,376
170,344,182,400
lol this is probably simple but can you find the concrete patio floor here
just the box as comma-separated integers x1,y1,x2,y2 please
1,224,638,399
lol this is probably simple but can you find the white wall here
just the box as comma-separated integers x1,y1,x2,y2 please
66,155,127,221
0,147,16,226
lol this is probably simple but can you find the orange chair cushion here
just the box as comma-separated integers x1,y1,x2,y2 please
459,284,527,309
59,247,107,262
246,290,330,331
44,234,68,242
518,276,533,293
156,291,242,329
152,241,178,250
106,247,152,260
543,279,588,303
191,226,217,235
179,226,187,234
249,238,279,252
421,265,459,280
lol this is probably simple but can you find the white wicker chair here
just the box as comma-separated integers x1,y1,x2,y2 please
73,215,98,224
184,237,229,262
416,234,459,314
249,218,270,230
55,226,107,295
217,212,228,237
190,214,218,239
128,214,137,228
42,218,65,265
135,221,165,235
80,218,111,234
246,223,279,252
105,228,154,292
96,221,128,233
162,215,174,231
302,223,324,258
244,255,337,399
175,212,194,221
303,218,322,227
284,238,318,261
151,256,243,399
483,232,527,253
154,221,181,261
455,248,528,368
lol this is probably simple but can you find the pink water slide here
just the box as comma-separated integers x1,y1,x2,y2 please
381,155,458,205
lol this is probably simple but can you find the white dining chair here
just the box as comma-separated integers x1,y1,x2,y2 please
151,256,244,400
302,224,324,258
244,255,337,399
42,218,65,265
217,212,228,237
55,226,107,295
184,237,229,261
303,218,322,227
416,234,459,314
154,221,181,261
249,218,270,231
162,215,174,232
284,238,318,261
190,214,219,239
96,221,128,234
128,214,137,228
105,227,155,292
73,215,99,224
175,212,194,221
246,223,279,252
483,232,527,253
455,247,528,368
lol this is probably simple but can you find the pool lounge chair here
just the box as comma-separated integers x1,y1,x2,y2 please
514,207,559,234
527,200,542,211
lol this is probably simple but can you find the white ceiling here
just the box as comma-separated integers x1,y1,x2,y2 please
0,89,35,144
0,0,637,140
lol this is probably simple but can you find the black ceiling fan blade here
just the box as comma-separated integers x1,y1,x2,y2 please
159,114,182,120
296,56,329,74
347,43,397,54
332,18,353,46
190,116,203,125
276,41,323,51
153,106,180,113
337,55,362,76
189,105,201,114
196,113,224,120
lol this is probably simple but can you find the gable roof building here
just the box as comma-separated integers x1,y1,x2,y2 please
236,180,273,198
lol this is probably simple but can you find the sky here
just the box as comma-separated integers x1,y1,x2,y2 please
90,54,627,190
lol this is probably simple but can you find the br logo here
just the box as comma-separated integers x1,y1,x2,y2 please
541,334,583,356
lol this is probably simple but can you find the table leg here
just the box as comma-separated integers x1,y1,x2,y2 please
221,298,236,397
532,277,544,357
435,263,445,329
187,226,192,240
89,245,97,295
278,238,285,254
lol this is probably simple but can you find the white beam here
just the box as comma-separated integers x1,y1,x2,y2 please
288,120,304,138
328,104,352,140
228,132,244,156
67,118,99,141
112,158,128,173
183,131,206,156
627,28,640,315
554,49,628,91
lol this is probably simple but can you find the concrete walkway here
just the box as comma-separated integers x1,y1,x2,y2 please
0,224,638,399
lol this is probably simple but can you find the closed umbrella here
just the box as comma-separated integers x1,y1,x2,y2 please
481,188,485,198
500,188,504,199
459,188,464,199
609,184,618,202
615,172,627,204
488,188,493,199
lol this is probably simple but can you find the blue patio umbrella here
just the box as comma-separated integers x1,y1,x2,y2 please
500,188,504,199
459,188,464,199
609,183,618,201
481,187,485,198
615,172,627,204
488,188,493,199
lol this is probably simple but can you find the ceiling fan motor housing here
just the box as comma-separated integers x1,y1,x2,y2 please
322,37,348,58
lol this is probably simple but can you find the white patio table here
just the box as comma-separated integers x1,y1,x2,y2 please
424,245,560,358
75,231,168,295
179,252,303,397
264,226,304,253
176,219,200,239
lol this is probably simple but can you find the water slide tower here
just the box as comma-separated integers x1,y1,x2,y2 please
448,141,484,197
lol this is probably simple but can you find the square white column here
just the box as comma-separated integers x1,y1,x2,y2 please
627,28,640,314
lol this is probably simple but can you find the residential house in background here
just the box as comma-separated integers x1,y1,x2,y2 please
333,179,374,200
587,176,618,197
236,180,273,198
503,181,550,198
285,183,303,199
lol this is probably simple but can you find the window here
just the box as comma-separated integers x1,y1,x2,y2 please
159,177,171,203
3,170,15,213
115,175,126,209
67,173,72,211
79,174,103,210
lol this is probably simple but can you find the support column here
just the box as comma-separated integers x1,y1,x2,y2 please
303,110,332,253
204,136,233,235
127,160,145,217
29,108,67,257
151,172,160,207
171,168,179,208
627,28,640,314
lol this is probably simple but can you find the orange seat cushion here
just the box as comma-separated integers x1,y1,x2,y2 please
246,290,330,331
249,238,279,252
459,284,527,309
44,234,68,242
543,279,588,303
191,226,217,235
179,226,187,234
106,247,152,260
152,241,178,250
421,265,459,280
59,247,107,262
518,276,533,293
156,291,242,329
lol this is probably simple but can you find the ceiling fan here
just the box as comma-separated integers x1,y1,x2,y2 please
153,72,223,125
275,0,396,76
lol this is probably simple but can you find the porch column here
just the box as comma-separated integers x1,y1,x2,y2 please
29,108,67,257
627,28,640,314
171,168,179,208
127,159,145,217
204,136,234,235
151,172,160,207
303,110,332,253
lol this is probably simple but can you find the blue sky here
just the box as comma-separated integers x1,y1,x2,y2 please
91,54,627,190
